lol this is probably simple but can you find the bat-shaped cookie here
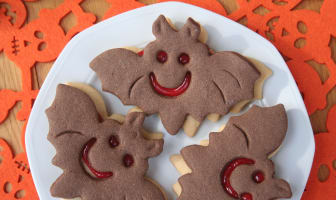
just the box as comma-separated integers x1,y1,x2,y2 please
90,15,260,135
46,84,166,200
172,105,292,200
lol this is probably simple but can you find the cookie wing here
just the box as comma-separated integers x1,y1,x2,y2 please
228,104,288,157
210,52,260,107
90,48,146,104
177,105,291,200
46,84,100,138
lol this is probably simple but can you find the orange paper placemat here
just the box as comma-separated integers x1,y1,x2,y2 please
0,0,335,199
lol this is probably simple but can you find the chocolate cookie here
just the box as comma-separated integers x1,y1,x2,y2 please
46,84,166,200
171,105,292,200
90,15,261,135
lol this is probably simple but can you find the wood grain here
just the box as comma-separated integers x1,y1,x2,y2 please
0,0,334,155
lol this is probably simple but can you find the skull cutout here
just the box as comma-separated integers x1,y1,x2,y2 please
174,105,292,200
0,0,96,123
90,15,261,135
0,1,93,66
0,0,26,53
46,84,165,200
3,18,65,66
0,139,39,199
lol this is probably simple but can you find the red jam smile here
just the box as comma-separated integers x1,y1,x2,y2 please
221,158,255,199
82,138,113,179
149,72,191,97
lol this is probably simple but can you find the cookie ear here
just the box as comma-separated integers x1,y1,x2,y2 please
46,84,100,137
152,15,175,39
268,179,292,199
124,111,145,128
228,105,288,157
180,17,201,40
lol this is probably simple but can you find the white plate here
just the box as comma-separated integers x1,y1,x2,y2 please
26,2,315,200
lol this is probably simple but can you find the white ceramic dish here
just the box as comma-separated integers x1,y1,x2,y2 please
26,2,315,200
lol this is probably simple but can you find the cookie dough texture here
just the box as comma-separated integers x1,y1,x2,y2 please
90,15,261,135
46,84,166,200
172,105,292,200
122,21,271,138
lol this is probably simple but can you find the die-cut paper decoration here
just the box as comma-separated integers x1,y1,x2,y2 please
0,0,335,199
302,105,336,200
0,138,38,200
0,0,96,122
227,0,336,115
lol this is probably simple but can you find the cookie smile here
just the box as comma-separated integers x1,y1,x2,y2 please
149,72,191,97
82,138,113,179
221,158,255,199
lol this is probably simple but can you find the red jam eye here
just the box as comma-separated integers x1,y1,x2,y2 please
241,193,253,200
252,170,265,183
123,154,134,167
109,135,119,148
178,53,190,65
156,50,168,63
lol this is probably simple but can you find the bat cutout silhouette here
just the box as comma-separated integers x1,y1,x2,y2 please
172,105,292,200
90,15,260,135
46,84,166,200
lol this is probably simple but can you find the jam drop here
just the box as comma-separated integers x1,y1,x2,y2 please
252,171,265,183
221,158,255,198
156,50,168,63
138,50,144,56
109,135,119,148
241,193,253,200
178,53,190,65
149,72,191,97
123,154,134,167
82,138,113,179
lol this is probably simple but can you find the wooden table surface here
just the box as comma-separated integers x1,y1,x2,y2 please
0,0,334,155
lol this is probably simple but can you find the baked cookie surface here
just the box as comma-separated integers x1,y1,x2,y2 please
90,15,261,135
46,84,166,200
172,105,292,200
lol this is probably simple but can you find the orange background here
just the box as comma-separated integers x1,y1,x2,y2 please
0,0,335,199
